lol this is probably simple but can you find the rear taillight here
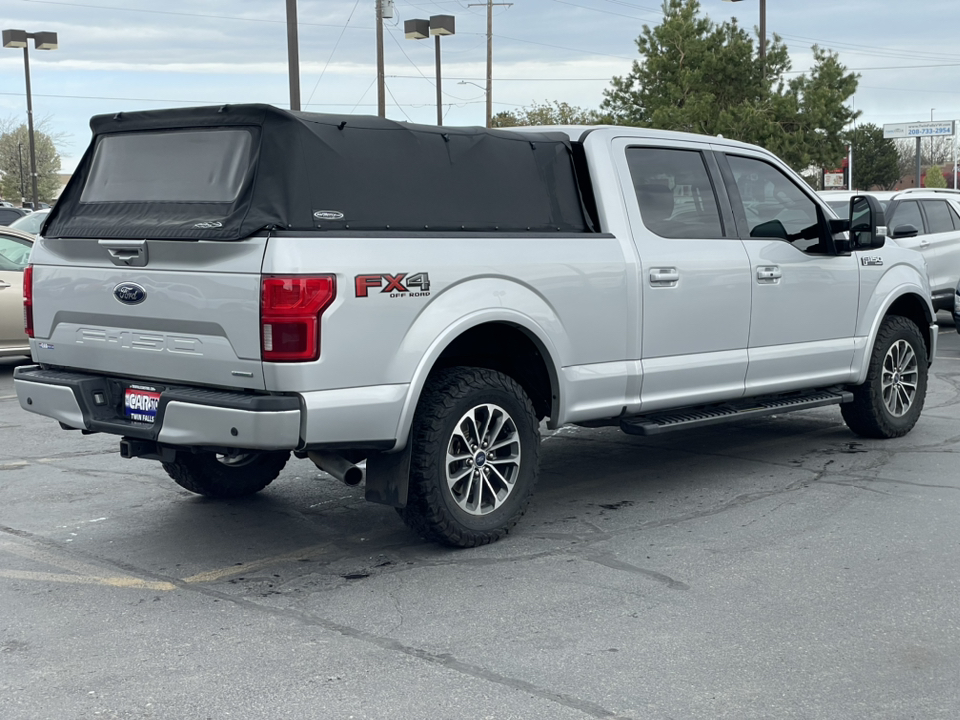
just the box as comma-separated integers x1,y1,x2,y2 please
260,275,336,362
23,264,33,338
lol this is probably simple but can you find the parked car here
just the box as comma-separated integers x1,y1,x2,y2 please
14,105,933,546
819,190,898,216
820,189,960,311
0,226,34,357
9,208,50,237
0,206,29,226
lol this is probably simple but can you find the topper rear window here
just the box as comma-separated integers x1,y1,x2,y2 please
80,129,254,203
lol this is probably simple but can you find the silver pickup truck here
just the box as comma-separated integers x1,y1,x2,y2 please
15,104,936,547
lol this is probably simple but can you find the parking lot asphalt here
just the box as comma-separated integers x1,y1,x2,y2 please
2,316,960,719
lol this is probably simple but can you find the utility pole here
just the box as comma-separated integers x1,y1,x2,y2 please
17,142,25,200
468,0,511,128
376,0,385,117
285,0,301,111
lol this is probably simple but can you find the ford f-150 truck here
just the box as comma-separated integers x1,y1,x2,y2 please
14,104,936,547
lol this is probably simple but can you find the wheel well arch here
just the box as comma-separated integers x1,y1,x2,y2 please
885,293,933,358
432,321,557,421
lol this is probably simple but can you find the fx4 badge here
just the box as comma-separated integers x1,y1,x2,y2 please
355,272,430,298
860,256,883,267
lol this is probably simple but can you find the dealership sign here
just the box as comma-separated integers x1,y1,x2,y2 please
883,121,956,139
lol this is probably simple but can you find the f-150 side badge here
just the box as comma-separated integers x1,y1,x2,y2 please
861,256,883,267
355,272,431,298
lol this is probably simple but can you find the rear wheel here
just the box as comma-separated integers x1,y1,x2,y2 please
841,315,927,439
399,367,540,548
162,450,290,498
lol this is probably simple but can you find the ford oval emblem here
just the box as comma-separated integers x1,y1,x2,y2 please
314,210,344,221
114,282,147,305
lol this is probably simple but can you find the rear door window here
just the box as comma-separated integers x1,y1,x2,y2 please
921,200,956,233
625,147,724,239
80,129,255,203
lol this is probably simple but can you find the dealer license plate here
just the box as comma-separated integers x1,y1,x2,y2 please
124,386,161,424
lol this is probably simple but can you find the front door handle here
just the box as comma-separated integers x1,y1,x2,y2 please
757,266,782,283
650,268,679,286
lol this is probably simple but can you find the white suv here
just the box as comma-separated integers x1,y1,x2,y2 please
821,189,960,311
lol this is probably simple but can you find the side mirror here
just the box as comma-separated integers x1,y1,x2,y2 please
892,224,919,239
850,195,886,249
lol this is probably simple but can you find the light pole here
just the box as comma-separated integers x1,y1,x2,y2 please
3,29,58,211
723,0,766,78
405,15,455,126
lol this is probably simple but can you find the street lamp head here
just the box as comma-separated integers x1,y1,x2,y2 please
404,18,430,40
2,29,59,50
32,31,58,50
429,15,455,36
2,29,28,48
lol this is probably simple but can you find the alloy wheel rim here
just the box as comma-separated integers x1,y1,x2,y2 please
445,402,521,516
216,452,256,467
881,339,918,417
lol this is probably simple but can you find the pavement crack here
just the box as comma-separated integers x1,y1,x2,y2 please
585,553,689,590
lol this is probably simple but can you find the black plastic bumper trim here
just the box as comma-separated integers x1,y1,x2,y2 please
15,365,299,440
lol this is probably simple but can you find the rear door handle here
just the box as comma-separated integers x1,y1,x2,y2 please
757,266,782,283
649,268,679,286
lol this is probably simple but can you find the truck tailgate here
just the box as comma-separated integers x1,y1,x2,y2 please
28,236,268,390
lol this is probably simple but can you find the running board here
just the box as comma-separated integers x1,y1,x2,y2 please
620,388,854,436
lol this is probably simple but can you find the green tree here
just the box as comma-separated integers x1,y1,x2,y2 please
0,118,63,204
925,164,947,188
601,0,859,173
847,123,900,190
492,101,612,128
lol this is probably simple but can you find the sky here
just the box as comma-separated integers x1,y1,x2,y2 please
3,0,960,173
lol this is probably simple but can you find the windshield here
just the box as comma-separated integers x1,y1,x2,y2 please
80,128,254,203
9,209,49,235
826,199,889,216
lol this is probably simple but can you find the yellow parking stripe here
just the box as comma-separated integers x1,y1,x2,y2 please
0,539,334,590
0,541,176,591
181,542,332,583
0,569,175,591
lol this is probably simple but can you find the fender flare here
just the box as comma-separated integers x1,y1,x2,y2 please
852,282,934,385
389,303,564,451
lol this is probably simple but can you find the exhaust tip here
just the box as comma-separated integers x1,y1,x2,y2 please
342,465,363,486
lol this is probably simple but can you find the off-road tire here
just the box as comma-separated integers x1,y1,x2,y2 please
162,450,290,498
841,315,927,439
399,367,540,548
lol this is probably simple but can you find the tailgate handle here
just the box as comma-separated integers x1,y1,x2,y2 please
0,280,10,290
99,240,148,267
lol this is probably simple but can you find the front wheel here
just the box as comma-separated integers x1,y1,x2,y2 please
399,368,540,548
162,450,290,498
841,315,928,439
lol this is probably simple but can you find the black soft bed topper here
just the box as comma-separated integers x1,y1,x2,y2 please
45,103,596,240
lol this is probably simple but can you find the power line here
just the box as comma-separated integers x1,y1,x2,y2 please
304,0,362,108
15,0,366,29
